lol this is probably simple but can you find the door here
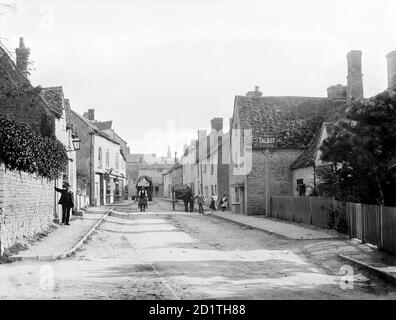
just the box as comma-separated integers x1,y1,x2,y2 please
240,187,245,215
99,174,104,205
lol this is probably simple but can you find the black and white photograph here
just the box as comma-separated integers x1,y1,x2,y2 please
1,0,396,309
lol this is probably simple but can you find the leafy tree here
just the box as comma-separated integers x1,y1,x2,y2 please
319,90,396,206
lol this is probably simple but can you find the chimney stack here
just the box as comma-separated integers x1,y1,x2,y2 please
15,37,30,78
386,51,396,91
245,85,263,98
346,50,364,102
210,117,223,133
87,109,95,121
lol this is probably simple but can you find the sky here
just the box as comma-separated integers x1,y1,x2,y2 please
1,0,395,157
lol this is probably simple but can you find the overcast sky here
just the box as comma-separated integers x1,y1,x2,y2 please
1,0,395,157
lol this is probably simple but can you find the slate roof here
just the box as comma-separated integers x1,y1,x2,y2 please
40,87,64,116
70,110,120,145
234,95,346,148
94,120,113,130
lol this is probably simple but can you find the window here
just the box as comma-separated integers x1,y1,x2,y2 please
98,147,103,168
105,149,110,168
204,186,209,197
215,185,217,194
234,187,240,202
211,164,214,175
203,164,207,174
296,179,306,197
115,153,119,170
211,185,214,195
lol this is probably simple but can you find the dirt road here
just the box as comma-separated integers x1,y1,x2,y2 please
0,199,395,299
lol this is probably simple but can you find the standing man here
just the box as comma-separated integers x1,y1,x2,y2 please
194,193,206,214
187,187,195,213
55,182,74,225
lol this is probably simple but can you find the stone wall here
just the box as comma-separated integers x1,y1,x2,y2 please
246,149,302,215
0,165,54,255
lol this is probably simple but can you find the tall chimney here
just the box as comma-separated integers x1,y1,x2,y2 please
346,50,364,102
15,37,30,78
386,51,396,91
87,109,95,121
245,85,263,98
210,118,223,133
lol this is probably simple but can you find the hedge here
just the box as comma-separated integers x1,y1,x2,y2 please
0,115,68,180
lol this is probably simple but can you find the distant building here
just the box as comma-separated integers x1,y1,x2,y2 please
180,118,230,206
125,150,175,198
69,110,126,206
162,163,183,198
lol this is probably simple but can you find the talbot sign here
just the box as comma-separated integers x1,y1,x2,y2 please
254,133,277,149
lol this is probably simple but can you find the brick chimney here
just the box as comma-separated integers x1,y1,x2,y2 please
210,117,223,133
87,109,95,121
386,51,396,91
15,37,30,78
346,50,364,102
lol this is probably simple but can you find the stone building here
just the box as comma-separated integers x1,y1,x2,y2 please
163,163,183,198
126,152,174,198
69,110,126,206
181,140,199,193
229,89,345,215
180,118,230,206
40,86,79,219
0,38,80,252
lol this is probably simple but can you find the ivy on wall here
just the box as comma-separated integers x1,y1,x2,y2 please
0,116,68,180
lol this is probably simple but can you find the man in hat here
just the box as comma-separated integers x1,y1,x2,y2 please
55,182,74,225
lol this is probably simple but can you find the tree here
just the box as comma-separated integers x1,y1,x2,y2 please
319,90,396,206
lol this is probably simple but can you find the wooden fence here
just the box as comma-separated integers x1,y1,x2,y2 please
270,196,334,229
346,203,396,254
271,196,396,254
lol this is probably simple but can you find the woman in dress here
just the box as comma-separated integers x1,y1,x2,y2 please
210,193,218,212
220,194,228,212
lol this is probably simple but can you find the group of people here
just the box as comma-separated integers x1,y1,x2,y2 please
194,193,228,215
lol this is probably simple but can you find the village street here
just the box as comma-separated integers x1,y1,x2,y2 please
0,199,395,300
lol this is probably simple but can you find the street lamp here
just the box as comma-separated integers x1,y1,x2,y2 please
72,138,81,151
